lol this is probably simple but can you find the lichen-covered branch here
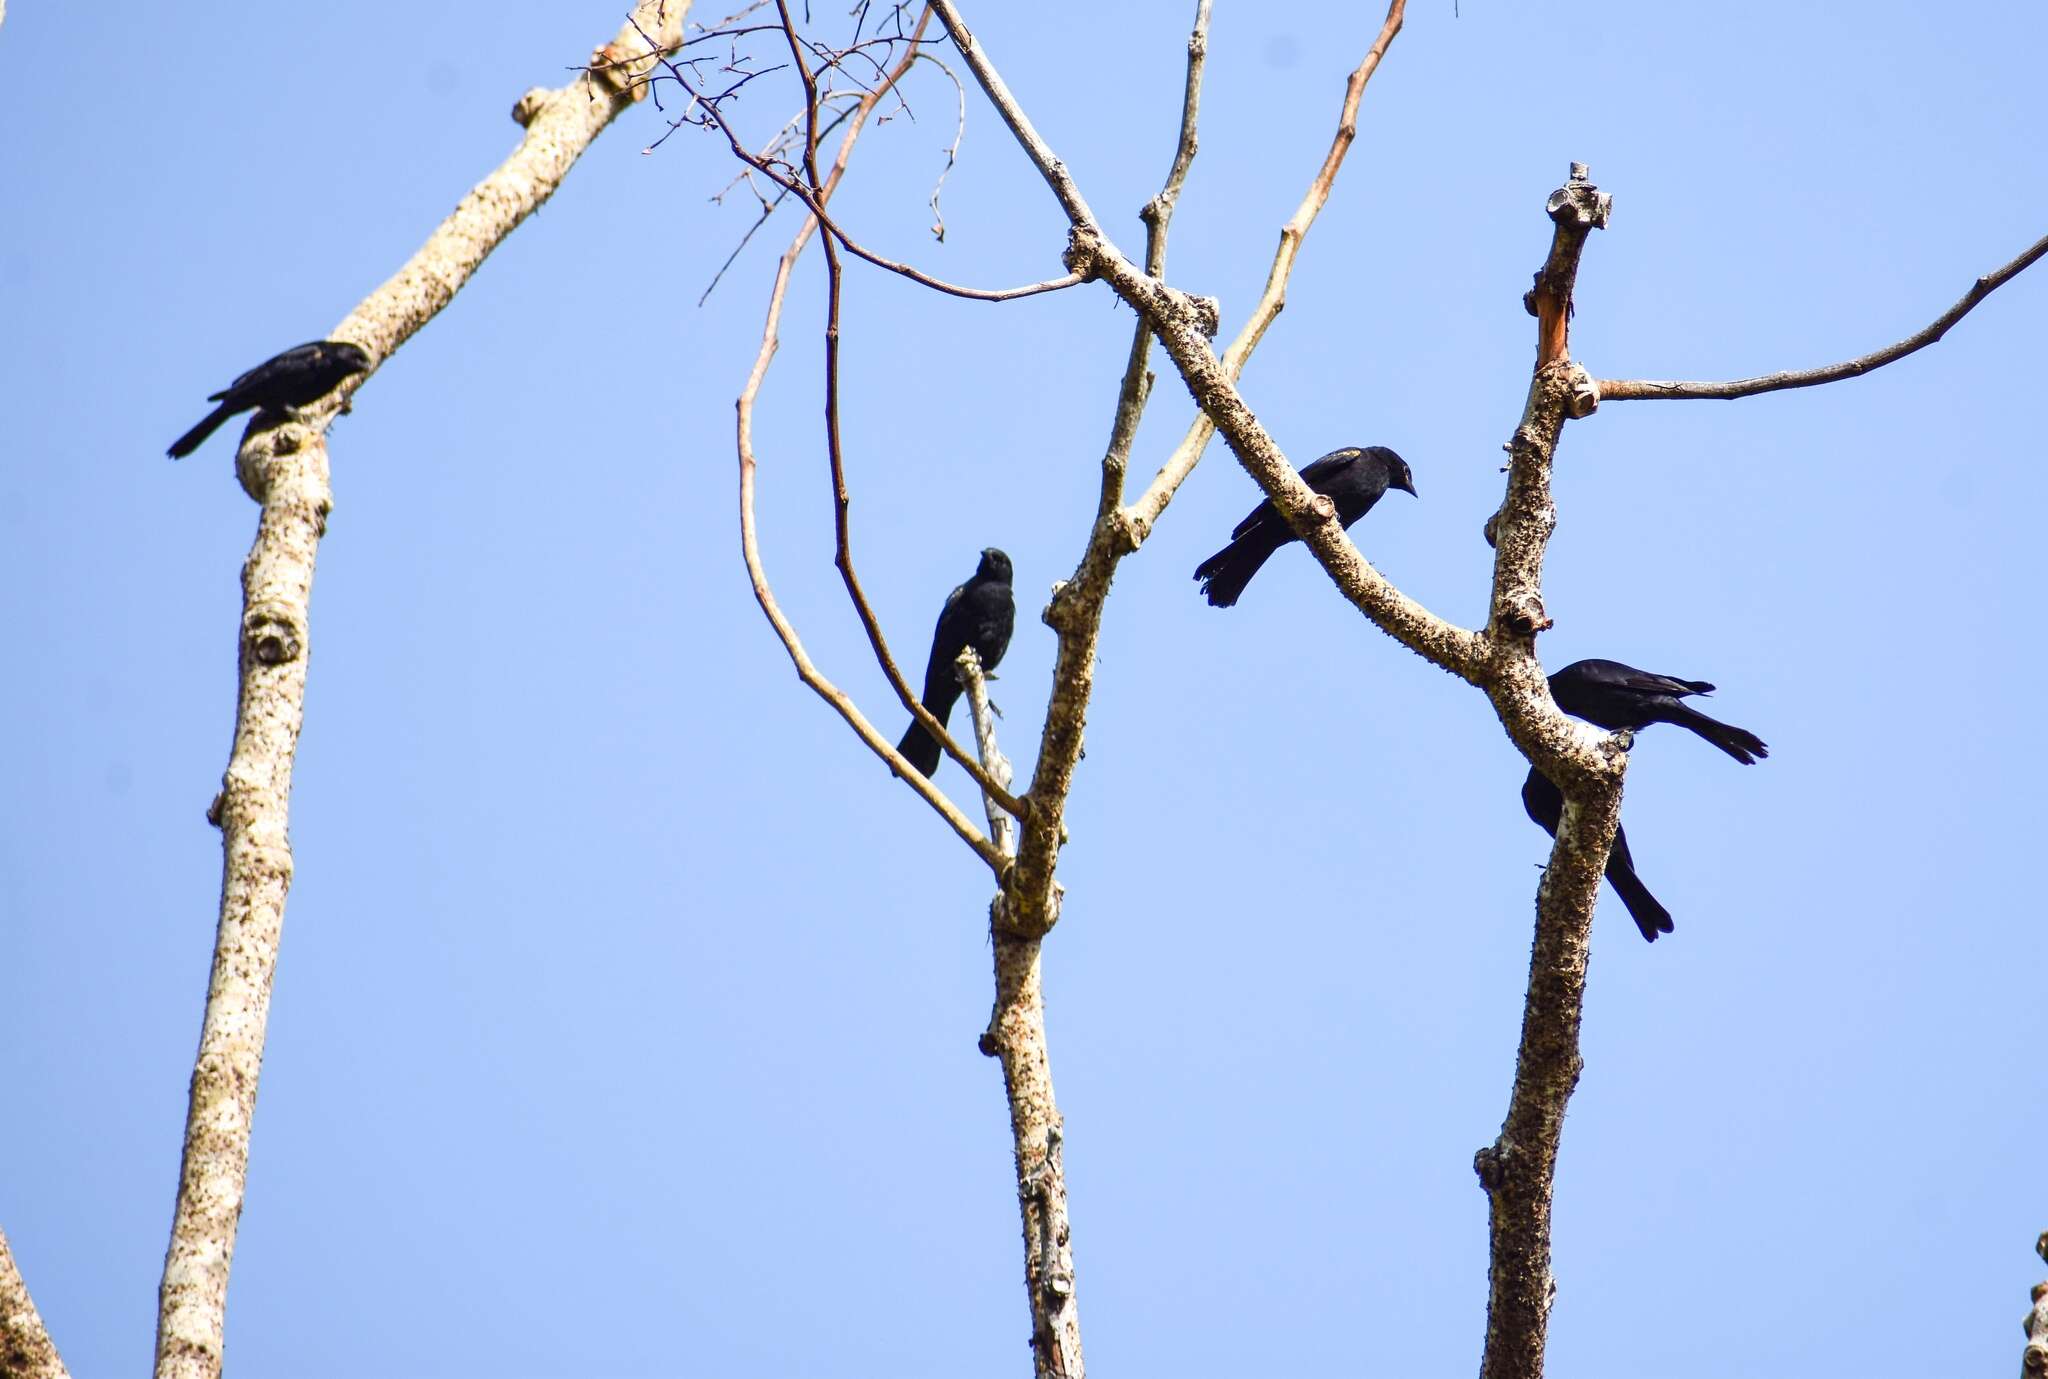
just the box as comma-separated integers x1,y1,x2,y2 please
963,657,1081,1379
1597,229,2048,402
1473,759,1623,1379
154,8,693,1378
2024,1231,2048,1378
0,1226,67,1379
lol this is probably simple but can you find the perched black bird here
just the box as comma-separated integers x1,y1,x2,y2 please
1522,657,1768,941
896,548,1015,777
167,340,374,459
1193,445,1416,607
1548,658,1769,765
1521,767,1673,942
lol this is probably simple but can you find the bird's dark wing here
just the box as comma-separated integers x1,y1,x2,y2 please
1225,450,1356,541
1577,659,1714,699
215,342,313,400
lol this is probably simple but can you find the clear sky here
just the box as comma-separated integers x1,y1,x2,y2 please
3,2,2044,1375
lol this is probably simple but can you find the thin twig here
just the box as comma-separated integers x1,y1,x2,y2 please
0,1225,68,1379
153,9,694,1378
731,13,1009,870
916,51,967,241
1598,230,2048,401
654,37,1081,302
958,649,1014,855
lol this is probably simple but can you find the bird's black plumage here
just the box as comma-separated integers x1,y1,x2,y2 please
1522,657,1768,941
897,548,1015,777
1521,767,1673,942
1548,658,1768,764
1193,445,1416,607
168,340,374,459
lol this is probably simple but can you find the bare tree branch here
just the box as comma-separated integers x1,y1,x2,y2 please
0,1226,67,1379
962,654,1081,1379
731,20,1010,872
153,8,694,1377
1597,229,2048,402
2025,1231,2048,1378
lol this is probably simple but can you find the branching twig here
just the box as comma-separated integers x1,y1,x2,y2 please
732,15,1009,871
1597,230,2048,401
655,35,1081,302
153,10,693,1378
0,1225,67,1379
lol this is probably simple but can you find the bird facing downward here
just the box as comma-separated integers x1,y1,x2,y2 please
1193,445,1416,607
896,548,1016,778
167,340,374,459
1522,656,1769,942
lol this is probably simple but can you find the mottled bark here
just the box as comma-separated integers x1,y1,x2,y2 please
153,7,691,1378
0,1226,66,1379
962,654,1080,1379
2024,1231,2048,1377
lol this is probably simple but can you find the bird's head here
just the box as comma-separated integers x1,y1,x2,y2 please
333,342,374,375
1373,446,1417,497
977,547,1013,583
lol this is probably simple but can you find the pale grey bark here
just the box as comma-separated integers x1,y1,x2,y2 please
2025,1231,2048,1377
961,651,1080,1379
152,8,691,1378
0,1226,67,1379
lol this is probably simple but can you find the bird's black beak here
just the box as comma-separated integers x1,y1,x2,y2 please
1396,475,1418,497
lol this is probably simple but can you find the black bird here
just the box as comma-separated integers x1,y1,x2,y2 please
1548,658,1768,764
1193,445,1416,607
1521,767,1673,942
1523,657,1768,941
168,340,374,459
896,548,1015,778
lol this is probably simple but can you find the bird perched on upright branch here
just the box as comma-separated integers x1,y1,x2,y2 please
1193,445,1415,607
1523,657,1769,942
167,340,373,459
896,548,1015,778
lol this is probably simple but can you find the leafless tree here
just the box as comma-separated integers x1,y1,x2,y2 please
2,5,2040,1379
663,3,2048,1377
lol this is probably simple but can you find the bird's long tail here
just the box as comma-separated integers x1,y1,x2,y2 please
1662,701,1769,765
167,402,237,460
1193,535,1281,608
896,705,947,777
1605,845,1673,942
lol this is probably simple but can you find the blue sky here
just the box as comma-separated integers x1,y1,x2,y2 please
3,2,2044,1375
